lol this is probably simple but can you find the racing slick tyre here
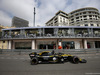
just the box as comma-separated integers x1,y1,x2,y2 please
31,57,38,65
72,56,79,64
68,56,79,64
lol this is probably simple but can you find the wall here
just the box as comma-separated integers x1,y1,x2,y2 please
0,41,8,49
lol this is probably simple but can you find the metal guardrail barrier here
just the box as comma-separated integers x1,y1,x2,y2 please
0,48,100,55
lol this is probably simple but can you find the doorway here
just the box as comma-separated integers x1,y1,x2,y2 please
95,41,100,48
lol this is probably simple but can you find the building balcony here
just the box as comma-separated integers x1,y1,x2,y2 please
1,33,100,40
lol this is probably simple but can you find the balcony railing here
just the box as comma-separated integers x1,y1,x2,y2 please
1,33,100,39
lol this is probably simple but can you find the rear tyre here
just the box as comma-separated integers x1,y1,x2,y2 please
68,56,79,64
73,56,79,64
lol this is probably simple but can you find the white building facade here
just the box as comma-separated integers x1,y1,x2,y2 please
46,10,69,26
46,7,100,27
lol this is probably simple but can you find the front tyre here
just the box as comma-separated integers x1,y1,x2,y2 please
31,58,38,65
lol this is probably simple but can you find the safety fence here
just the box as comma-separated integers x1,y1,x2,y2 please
0,48,100,55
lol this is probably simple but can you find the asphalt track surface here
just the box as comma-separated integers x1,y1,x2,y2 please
0,54,100,75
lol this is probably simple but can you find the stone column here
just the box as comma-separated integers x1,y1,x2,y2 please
32,40,35,49
84,39,87,49
8,41,11,49
58,42,62,46
58,39,62,46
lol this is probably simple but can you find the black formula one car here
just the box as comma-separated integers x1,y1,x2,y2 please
29,51,87,65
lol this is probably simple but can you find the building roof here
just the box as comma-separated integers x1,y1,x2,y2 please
2,26,100,31
46,10,68,24
56,10,68,16
69,7,99,14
